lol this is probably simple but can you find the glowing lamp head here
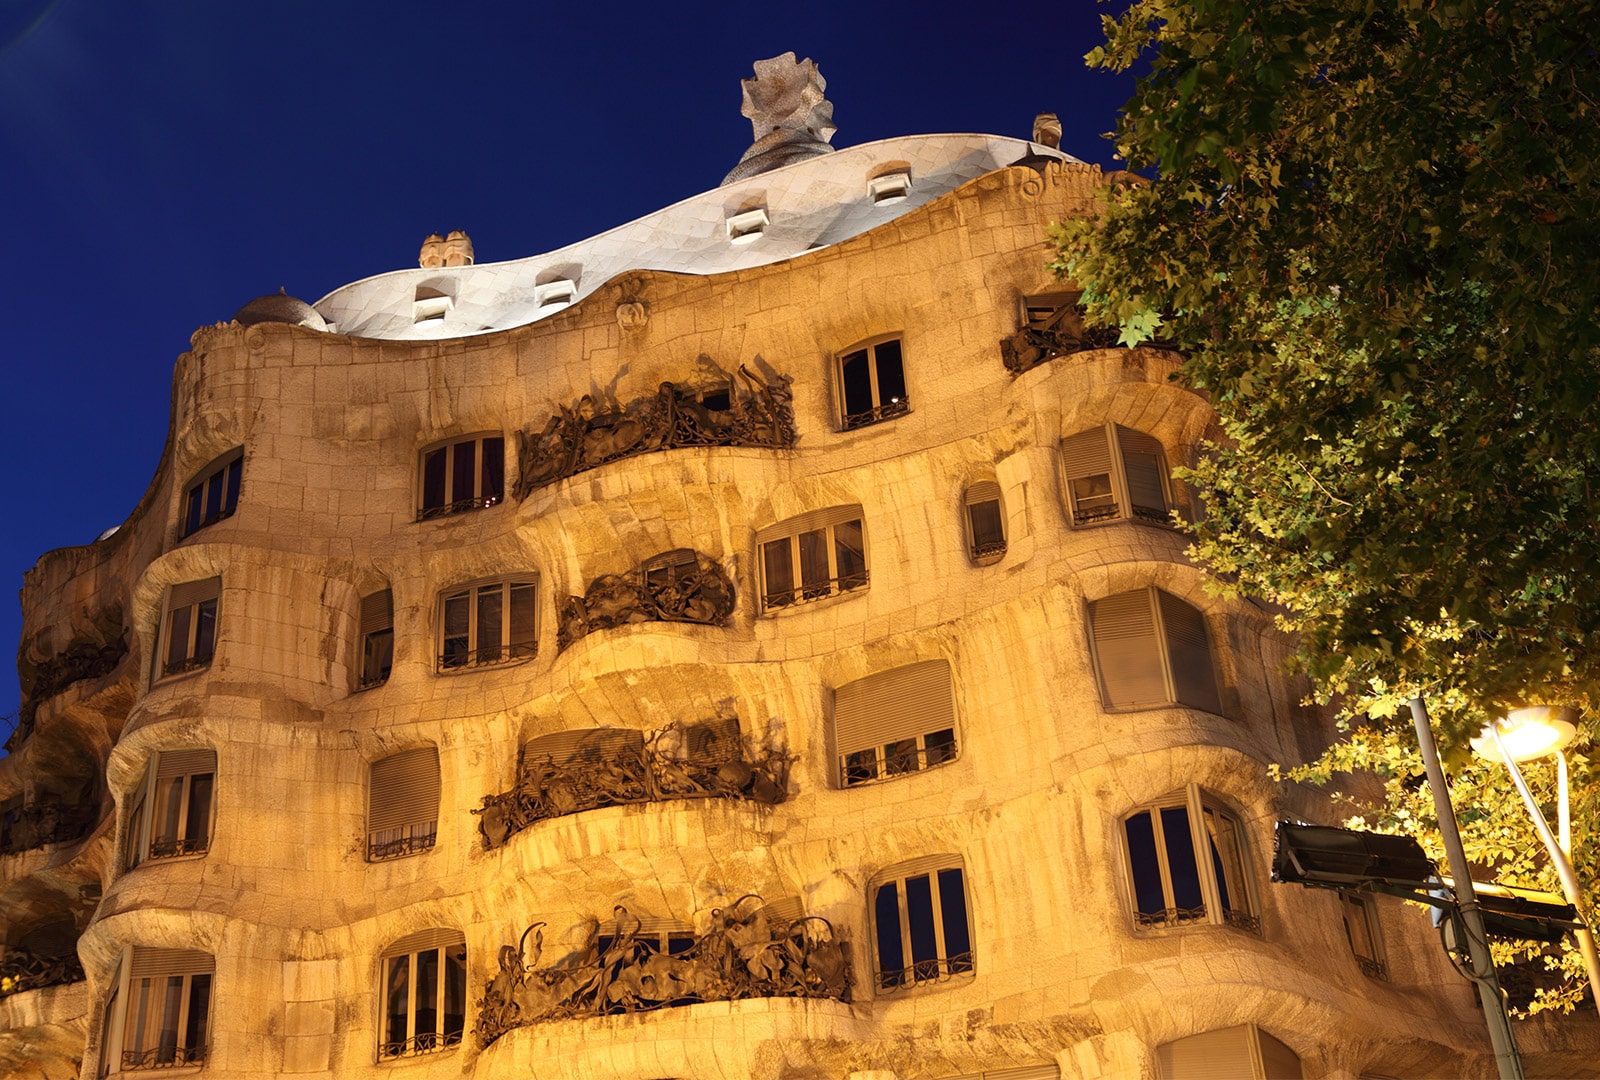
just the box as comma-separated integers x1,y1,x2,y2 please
1471,705,1579,764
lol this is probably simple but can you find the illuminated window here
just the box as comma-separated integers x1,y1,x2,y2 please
1122,785,1258,933
367,747,439,862
436,576,537,671
1060,424,1172,527
834,660,958,787
1087,587,1223,714
155,578,220,681
124,749,216,871
357,588,394,690
180,448,243,538
105,947,213,1072
379,929,465,1060
756,506,868,612
870,855,974,993
417,434,504,521
837,337,909,430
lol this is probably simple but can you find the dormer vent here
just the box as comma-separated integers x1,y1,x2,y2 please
726,208,770,245
535,279,576,310
868,171,912,205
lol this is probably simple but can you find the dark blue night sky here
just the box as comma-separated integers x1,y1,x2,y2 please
0,0,1134,726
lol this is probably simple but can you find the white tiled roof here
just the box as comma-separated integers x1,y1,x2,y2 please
313,134,1074,340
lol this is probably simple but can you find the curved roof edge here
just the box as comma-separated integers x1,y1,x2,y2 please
314,133,1080,341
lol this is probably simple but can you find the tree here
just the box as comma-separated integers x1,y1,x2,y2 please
1050,0,1600,1011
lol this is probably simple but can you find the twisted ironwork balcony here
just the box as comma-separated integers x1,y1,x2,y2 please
840,398,910,431
1355,955,1388,980
379,1029,462,1060
969,538,1008,562
416,494,502,523
1133,904,1210,929
876,950,975,993
367,828,437,862
160,654,212,678
121,1045,206,1069
0,802,96,856
148,836,210,860
0,951,85,998
436,641,537,672
761,571,869,611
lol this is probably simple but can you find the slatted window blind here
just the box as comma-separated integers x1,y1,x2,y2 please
168,577,221,610
948,1066,1061,1080
1158,591,1224,714
833,660,954,758
521,728,645,775
1060,424,1173,528
129,947,214,979
361,589,394,635
155,749,215,781
369,747,440,835
964,480,1006,562
1157,1024,1302,1080
1090,588,1223,713
383,927,464,958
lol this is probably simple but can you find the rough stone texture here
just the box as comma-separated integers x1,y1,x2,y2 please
2,147,1597,1080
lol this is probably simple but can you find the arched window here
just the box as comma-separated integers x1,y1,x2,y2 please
101,946,214,1072
436,575,538,670
357,587,394,690
124,749,216,870
1121,785,1258,933
179,447,243,538
1060,423,1172,527
869,854,974,993
379,929,466,1060
1087,587,1222,714
963,480,1007,565
832,660,958,786
756,506,868,612
417,434,504,521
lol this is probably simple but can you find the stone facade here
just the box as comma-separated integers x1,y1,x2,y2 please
3,84,1598,1080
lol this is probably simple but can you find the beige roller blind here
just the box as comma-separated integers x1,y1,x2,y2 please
1257,1029,1304,1079
1158,591,1223,715
156,748,216,781
168,577,221,610
600,913,693,937
832,659,954,757
1089,589,1168,708
130,946,214,979
522,728,645,771
682,716,741,763
360,589,394,635
755,504,864,546
964,480,1002,506
758,896,804,929
870,853,962,889
1157,1026,1260,1080
384,927,465,958
642,548,696,573
1117,426,1170,516
368,747,440,834
1060,426,1112,483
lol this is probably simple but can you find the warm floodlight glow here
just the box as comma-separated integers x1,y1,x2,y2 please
1471,705,1578,764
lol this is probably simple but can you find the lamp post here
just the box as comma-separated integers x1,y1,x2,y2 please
1410,696,1525,1080
1472,705,1600,1018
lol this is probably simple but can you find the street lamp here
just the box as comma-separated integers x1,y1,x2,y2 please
1472,705,1600,1018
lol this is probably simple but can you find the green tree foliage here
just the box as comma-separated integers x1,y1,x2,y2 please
1051,0,1600,1010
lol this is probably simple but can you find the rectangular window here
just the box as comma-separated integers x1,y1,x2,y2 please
1087,587,1223,714
833,660,958,787
964,480,1007,564
180,448,243,538
112,947,214,1071
838,337,909,430
1123,785,1258,933
756,506,869,612
358,589,395,690
418,435,505,521
156,578,220,681
380,930,466,1060
871,855,974,993
125,749,216,870
368,746,439,861
437,577,537,671
1341,890,1387,979
1060,424,1173,528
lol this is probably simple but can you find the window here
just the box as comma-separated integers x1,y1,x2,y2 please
870,854,974,993
594,914,696,959
833,660,958,787
124,749,216,870
964,480,1007,564
1341,890,1387,979
1122,785,1258,933
437,576,537,671
756,506,868,612
101,946,214,1073
1156,1024,1302,1080
1060,423,1173,527
1087,587,1223,714
358,589,394,690
379,929,465,1061
641,548,698,592
837,337,909,430
417,434,504,521
180,448,243,538
156,577,220,681
368,746,439,861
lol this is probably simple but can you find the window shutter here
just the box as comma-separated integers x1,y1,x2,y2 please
756,504,865,546
1256,1030,1304,1079
368,747,440,834
833,660,954,758
383,927,464,958
600,913,693,937
1116,426,1169,518
1158,592,1223,714
1158,1026,1257,1080
871,853,962,888
156,748,216,780
1021,290,1076,330
130,947,214,979
758,896,805,929
361,590,394,635
522,728,645,771
168,577,221,609
643,549,697,573
682,716,741,763
1089,590,1169,708
1060,427,1112,484
964,480,1001,506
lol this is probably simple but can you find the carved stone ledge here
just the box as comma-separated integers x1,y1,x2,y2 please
475,897,850,1048
473,717,788,850
514,364,795,499
556,551,735,652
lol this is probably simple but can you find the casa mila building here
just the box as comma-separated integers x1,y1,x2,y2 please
1,53,1593,1080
